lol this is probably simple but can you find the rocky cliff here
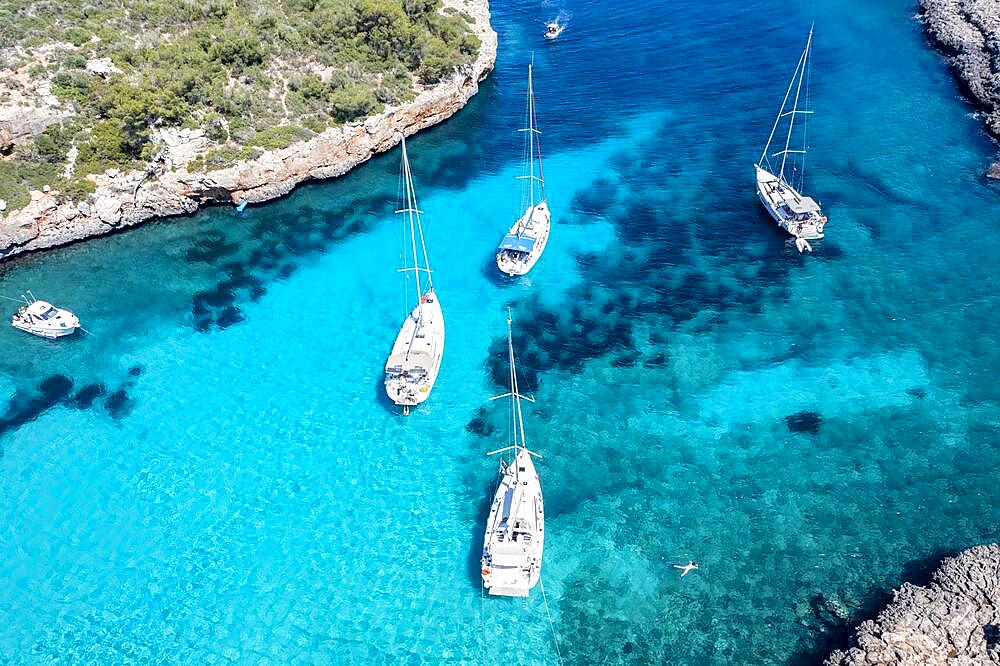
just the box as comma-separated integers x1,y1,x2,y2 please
920,0,1000,176
0,0,497,260
825,544,1000,666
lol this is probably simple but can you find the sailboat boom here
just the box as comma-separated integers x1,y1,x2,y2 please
489,391,536,403
486,445,542,458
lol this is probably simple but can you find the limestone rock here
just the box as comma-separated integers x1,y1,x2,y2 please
0,123,12,154
825,544,1000,666
920,0,1000,174
0,106,68,146
85,57,122,78
94,196,122,225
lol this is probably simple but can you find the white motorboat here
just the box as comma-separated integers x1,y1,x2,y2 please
384,137,444,413
10,295,80,339
755,26,827,252
544,21,564,39
481,313,544,597
496,63,551,276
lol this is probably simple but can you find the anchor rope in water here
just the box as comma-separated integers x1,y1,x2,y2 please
539,578,564,666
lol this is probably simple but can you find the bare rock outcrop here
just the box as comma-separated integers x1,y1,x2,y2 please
920,0,1000,176
825,544,1000,666
0,0,497,260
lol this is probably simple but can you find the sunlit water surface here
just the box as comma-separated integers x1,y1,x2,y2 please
2,0,999,663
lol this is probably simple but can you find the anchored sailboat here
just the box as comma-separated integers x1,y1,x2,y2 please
481,313,544,597
755,26,827,253
496,63,551,276
384,137,444,413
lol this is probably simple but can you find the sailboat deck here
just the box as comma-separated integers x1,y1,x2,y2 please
755,167,826,240
384,292,444,406
482,449,544,596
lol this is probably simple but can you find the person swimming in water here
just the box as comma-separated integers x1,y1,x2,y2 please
673,561,698,577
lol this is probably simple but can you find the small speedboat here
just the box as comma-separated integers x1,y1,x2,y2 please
11,298,80,339
544,22,564,40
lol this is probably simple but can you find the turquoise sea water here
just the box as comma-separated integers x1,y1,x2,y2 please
3,0,1000,663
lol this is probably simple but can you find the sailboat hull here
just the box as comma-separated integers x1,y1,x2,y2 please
384,290,445,407
496,202,551,276
481,449,544,596
755,166,826,241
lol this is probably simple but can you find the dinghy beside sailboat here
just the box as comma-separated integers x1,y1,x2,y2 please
755,27,827,253
384,138,444,413
481,313,544,597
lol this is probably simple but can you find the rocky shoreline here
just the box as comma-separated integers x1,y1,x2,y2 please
825,544,1000,665
0,0,497,260
920,0,1000,177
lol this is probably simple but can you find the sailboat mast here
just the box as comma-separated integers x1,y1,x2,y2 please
401,138,424,299
507,316,528,454
778,29,812,180
759,38,808,169
527,64,535,209
532,67,545,202
404,140,434,292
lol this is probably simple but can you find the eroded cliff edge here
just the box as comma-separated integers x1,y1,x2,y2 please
0,0,496,260
825,544,1000,666
920,0,1000,176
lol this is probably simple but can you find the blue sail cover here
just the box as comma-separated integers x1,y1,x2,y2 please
498,234,536,253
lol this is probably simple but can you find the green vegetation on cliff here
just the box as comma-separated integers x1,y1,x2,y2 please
0,0,480,207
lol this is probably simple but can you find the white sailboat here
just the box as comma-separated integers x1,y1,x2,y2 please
481,313,544,597
496,63,551,276
384,137,444,413
10,293,80,339
755,26,828,253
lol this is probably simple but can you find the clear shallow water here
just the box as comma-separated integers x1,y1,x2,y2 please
2,0,1000,663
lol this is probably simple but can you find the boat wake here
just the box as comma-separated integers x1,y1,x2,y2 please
545,11,571,39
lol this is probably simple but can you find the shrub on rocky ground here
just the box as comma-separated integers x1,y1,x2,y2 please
0,0,480,213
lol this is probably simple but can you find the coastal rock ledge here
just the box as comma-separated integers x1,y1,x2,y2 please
825,544,1000,666
0,0,497,260
920,0,1000,176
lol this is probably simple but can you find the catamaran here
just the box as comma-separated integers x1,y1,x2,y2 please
496,64,550,276
384,137,444,414
481,313,544,597
755,26,827,253
10,292,80,339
